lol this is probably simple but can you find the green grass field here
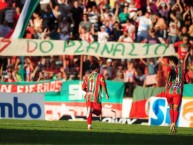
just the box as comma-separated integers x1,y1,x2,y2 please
0,119,193,145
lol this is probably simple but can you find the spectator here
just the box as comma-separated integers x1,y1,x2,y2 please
111,21,122,41
186,58,193,83
153,13,167,39
135,11,152,42
14,57,22,82
24,57,34,82
59,0,70,19
100,2,118,24
86,0,97,9
184,47,193,72
80,26,94,43
114,64,124,82
92,25,109,42
13,7,21,26
71,0,83,39
182,6,192,27
103,20,112,36
53,70,66,80
105,58,113,79
79,13,92,33
118,6,129,24
155,67,166,87
4,1,16,28
140,57,162,86
178,25,189,41
51,4,61,20
41,5,56,30
101,66,110,80
168,21,179,44
98,0,111,10
3,66,17,82
188,23,193,47
157,0,170,22
174,35,191,64
0,20,12,37
140,57,162,75
144,29,165,44
128,0,138,19
135,0,146,11
32,13,43,33
171,0,183,21
88,5,99,31
123,60,137,97
118,29,134,43
121,19,136,41
59,17,70,34
37,71,47,81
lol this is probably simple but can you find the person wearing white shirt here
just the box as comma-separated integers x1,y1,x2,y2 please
136,11,152,42
118,30,134,43
96,25,109,42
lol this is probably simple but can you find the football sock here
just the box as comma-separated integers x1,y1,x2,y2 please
170,109,174,123
87,113,92,125
173,110,179,124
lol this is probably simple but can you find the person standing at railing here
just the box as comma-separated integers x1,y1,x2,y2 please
82,61,109,130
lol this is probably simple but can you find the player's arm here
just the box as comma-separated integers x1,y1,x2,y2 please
102,85,109,100
99,74,109,100
82,77,87,92
82,77,88,99
165,67,171,91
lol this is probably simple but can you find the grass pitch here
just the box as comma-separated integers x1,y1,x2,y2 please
0,119,193,145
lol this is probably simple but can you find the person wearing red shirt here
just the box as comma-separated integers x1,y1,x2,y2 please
174,36,190,64
82,61,109,130
13,7,21,27
4,69,17,82
0,0,8,10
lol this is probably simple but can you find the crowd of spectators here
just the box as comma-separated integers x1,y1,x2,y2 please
0,0,193,97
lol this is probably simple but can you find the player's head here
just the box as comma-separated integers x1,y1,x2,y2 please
169,56,178,66
91,61,100,71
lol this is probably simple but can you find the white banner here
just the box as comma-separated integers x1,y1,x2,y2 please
0,92,45,120
148,97,193,128
0,38,176,58
45,102,122,121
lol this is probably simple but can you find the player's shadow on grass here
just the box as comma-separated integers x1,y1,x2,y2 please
0,129,193,145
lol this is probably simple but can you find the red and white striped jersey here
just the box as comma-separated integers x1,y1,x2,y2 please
82,72,106,103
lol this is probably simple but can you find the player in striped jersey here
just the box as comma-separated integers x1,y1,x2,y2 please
165,56,186,133
82,61,109,130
